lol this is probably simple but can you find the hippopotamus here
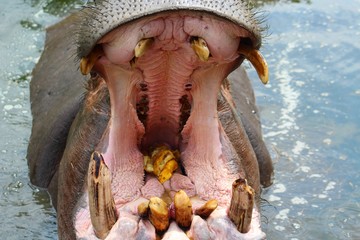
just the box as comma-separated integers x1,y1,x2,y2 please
27,0,274,239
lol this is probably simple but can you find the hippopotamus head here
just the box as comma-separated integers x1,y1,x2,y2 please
27,0,273,239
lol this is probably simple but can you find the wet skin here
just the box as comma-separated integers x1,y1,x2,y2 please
27,2,273,239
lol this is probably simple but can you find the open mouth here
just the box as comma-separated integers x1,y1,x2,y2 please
74,11,268,239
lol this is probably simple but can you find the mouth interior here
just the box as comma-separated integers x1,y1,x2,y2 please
79,10,263,238
89,11,258,203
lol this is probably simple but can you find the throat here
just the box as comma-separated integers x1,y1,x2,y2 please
137,50,194,149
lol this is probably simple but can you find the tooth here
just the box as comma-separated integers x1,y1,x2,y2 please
228,178,255,234
238,45,269,84
174,190,193,228
148,197,170,233
194,199,218,219
152,146,174,176
138,200,150,218
190,37,210,62
158,159,178,184
151,146,178,183
134,38,154,58
88,151,117,239
144,155,154,173
80,45,103,75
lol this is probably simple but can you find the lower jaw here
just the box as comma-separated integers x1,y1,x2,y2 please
72,20,267,238
71,67,265,238
74,171,265,240
72,118,263,239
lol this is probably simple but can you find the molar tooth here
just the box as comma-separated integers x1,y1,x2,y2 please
194,199,218,219
149,146,178,183
158,160,178,184
143,155,154,173
80,45,103,75
134,38,154,58
148,197,170,233
238,45,269,84
190,37,210,62
174,190,193,229
228,178,255,234
88,151,117,239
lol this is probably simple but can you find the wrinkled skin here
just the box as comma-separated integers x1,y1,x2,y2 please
27,2,273,240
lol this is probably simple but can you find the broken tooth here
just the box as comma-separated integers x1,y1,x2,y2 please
228,178,255,234
238,45,269,84
80,45,104,75
194,199,218,219
190,37,210,62
88,151,117,239
174,190,193,229
148,197,170,233
135,38,154,58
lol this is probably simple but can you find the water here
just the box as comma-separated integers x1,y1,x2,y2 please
0,0,359,239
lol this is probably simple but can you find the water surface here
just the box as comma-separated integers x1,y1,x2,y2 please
0,0,359,239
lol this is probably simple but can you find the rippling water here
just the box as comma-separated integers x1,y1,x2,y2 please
0,0,359,239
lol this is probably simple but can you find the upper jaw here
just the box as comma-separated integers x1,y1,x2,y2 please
77,1,263,58
79,10,268,172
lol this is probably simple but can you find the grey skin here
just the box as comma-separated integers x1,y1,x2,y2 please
27,1,273,239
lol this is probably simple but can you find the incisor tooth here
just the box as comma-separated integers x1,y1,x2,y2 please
174,190,193,228
80,45,103,75
148,197,170,233
190,37,210,62
228,178,255,234
88,151,117,239
194,199,218,219
238,45,269,84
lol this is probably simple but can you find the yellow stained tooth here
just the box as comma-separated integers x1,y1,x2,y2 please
80,45,103,75
238,45,269,84
134,38,154,58
152,147,176,176
144,155,154,173
158,159,178,184
144,146,179,183
195,199,218,219
148,197,170,232
174,190,193,228
191,37,210,62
